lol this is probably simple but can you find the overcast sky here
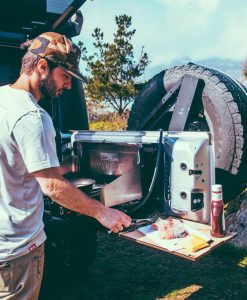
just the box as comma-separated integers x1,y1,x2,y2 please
75,0,247,76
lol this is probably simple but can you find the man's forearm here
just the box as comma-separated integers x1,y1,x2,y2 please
33,167,131,232
42,176,104,219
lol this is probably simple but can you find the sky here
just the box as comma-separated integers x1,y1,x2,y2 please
74,0,247,78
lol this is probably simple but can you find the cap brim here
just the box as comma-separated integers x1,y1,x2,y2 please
61,66,87,82
29,51,87,82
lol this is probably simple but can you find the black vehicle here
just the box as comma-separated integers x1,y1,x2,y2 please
1,0,247,293
0,0,96,290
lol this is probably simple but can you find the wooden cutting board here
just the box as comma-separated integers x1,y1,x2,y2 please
119,217,236,261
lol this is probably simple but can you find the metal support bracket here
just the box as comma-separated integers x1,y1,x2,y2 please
168,76,205,131
139,75,205,131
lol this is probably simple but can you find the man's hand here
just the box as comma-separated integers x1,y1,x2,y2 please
96,207,132,233
32,167,132,233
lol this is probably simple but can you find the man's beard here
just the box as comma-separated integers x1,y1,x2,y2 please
40,72,60,98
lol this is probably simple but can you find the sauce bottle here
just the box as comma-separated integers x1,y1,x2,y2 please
211,184,225,238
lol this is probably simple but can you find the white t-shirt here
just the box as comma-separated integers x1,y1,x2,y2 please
0,85,60,261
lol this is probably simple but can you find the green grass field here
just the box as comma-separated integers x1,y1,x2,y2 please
43,232,247,300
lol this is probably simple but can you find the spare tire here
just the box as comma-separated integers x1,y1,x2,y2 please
128,63,247,201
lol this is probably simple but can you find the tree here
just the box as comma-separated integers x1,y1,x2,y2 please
78,14,150,115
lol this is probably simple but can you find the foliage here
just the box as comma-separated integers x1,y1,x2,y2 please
89,112,129,131
78,14,150,115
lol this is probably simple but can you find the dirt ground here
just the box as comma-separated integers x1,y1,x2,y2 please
42,231,247,300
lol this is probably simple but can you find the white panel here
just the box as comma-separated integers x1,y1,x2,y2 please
170,137,214,224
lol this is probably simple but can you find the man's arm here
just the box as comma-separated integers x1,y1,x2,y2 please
32,167,131,233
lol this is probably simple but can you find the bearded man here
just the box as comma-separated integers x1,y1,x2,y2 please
0,32,131,300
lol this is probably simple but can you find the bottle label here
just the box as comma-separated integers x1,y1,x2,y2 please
212,207,220,216
211,200,225,237
212,191,222,201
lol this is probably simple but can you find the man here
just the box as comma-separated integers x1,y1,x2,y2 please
0,32,131,300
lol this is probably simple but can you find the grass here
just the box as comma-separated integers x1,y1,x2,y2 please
42,232,247,300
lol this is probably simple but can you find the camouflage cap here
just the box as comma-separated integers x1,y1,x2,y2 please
28,32,85,81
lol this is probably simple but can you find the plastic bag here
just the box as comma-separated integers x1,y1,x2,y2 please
151,218,188,239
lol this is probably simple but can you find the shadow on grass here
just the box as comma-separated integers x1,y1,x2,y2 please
41,232,247,300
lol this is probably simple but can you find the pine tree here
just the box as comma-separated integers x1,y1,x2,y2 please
78,14,149,115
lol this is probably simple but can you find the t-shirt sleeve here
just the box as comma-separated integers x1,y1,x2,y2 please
12,110,60,173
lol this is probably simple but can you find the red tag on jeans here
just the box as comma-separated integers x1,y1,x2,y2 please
29,243,37,252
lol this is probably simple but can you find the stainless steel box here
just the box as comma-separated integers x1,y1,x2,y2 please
71,130,215,224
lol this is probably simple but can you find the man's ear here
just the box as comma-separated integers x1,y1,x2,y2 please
36,58,49,74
